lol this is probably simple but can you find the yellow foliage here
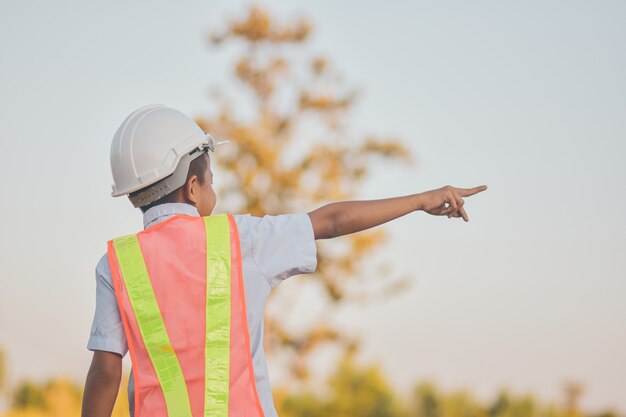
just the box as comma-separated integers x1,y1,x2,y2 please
1,375,130,417
2,410,48,417
275,356,614,417
210,5,311,44
42,380,80,417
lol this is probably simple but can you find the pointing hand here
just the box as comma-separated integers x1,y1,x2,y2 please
418,185,488,222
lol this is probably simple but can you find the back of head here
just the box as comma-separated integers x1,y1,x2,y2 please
110,104,216,209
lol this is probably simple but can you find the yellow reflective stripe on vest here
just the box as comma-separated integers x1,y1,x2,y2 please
112,234,193,417
203,215,231,417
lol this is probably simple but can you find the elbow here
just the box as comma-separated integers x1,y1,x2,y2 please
88,363,121,387
100,364,121,382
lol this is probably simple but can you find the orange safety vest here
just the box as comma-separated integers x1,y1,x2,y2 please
107,214,265,417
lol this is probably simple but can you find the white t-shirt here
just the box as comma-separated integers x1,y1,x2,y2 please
87,203,317,417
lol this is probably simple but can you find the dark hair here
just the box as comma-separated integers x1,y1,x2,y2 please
139,153,209,213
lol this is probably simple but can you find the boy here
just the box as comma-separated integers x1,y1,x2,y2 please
82,104,487,417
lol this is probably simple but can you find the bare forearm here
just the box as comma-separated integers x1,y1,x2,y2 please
81,352,122,417
308,193,423,239
308,185,488,239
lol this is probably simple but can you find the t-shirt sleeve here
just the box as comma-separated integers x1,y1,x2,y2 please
86,253,128,357
243,213,317,288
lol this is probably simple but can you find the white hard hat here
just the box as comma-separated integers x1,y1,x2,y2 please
110,104,226,207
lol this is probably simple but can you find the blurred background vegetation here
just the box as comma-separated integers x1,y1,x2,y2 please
0,348,619,417
0,5,622,417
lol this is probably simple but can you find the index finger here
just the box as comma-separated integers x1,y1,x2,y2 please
457,185,488,197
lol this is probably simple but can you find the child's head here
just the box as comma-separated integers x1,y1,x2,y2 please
110,105,219,216
136,152,217,216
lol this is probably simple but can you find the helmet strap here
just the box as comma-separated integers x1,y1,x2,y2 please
128,149,206,208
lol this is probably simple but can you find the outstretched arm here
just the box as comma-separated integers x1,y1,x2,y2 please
81,350,122,417
307,185,487,240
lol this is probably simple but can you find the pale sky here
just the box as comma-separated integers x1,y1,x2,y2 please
1,0,625,413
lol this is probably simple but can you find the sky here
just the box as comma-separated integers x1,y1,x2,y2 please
0,0,625,413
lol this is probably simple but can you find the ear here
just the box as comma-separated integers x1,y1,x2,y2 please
182,175,200,206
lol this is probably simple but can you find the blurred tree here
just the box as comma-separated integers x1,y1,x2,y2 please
41,380,81,417
1,375,130,417
11,382,45,411
505,396,535,417
563,381,584,417
276,389,326,417
325,353,406,417
411,383,442,417
440,391,484,417
276,352,406,417
0,373,617,417
489,391,511,417
417,384,567,417
198,4,412,382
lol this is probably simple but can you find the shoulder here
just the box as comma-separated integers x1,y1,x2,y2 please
232,213,315,248
233,213,313,234
232,213,252,229
96,252,110,272
232,213,317,287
